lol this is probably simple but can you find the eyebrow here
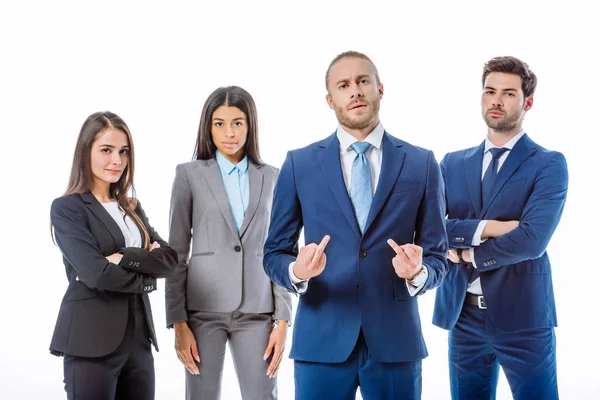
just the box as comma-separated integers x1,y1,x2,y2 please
484,86,518,92
213,117,245,121
335,74,371,85
98,144,129,149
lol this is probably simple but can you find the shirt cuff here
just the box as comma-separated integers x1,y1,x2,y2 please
405,265,428,296
469,248,478,269
471,220,489,246
289,262,308,294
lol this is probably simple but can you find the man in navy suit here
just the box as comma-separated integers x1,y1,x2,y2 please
264,51,448,399
433,56,568,400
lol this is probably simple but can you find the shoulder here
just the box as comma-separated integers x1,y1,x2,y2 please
257,162,279,177
51,193,84,212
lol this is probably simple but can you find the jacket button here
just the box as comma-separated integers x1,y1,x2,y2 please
359,250,367,258
234,245,241,252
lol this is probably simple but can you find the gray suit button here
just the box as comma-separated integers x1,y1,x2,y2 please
128,261,133,266
234,245,241,252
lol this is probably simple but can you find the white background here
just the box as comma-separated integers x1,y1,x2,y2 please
1,1,598,399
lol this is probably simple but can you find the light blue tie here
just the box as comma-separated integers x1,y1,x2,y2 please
350,142,373,234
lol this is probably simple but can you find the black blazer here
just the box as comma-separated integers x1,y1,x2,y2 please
49,193,177,357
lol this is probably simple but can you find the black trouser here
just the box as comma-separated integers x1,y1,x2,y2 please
63,296,155,400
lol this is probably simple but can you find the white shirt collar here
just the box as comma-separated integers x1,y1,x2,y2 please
336,121,385,152
484,130,525,152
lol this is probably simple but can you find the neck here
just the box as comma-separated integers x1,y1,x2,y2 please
219,150,245,165
487,124,523,147
91,180,113,203
341,118,380,141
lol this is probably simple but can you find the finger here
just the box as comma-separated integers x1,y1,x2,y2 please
387,239,403,255
191,340,200,362
271,346,285,378
301,245,317,262
392,248,410,269
263,338,275,361
178,350,198,375
317,235,331,252
401,245,420,264
267,344,283,377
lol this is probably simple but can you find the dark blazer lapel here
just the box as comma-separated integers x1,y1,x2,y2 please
464,142,485,214
317,133,361,238
481,133,537,216
364,132,405,234
80,193,126,248
239,163,263,237
203,159,239,239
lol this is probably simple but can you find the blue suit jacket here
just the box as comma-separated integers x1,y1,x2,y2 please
433,134,568,332
264,132,448,363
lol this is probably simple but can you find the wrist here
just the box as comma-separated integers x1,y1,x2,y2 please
409,265,424,281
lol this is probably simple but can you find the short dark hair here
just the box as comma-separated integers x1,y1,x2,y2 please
194,86,262,165
482,56,537,97
325,51,381,91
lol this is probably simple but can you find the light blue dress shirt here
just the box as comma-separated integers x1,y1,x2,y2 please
216,151,249,232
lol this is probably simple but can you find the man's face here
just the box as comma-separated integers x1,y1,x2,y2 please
481,72,532,132
326,57,383,131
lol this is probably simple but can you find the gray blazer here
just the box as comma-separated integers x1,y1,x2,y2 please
165,158,292,327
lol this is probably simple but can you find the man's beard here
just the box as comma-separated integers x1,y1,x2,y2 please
335,98,380,130
483,108,522,132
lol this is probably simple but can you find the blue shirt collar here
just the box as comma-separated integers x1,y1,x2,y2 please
216,151,248,175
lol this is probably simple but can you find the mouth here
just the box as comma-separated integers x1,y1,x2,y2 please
349,103,367,111
106,169,122,174
487,110,504,118
222,142,238,148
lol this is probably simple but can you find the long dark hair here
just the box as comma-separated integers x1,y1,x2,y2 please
193,86,263,165
53,111,150,249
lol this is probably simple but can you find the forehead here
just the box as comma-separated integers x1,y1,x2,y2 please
94,128,128,145
329,57,376,81
212,105,246,119
484,72,523,91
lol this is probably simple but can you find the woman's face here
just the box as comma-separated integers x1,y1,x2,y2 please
210,106,248,164
90,128,129,189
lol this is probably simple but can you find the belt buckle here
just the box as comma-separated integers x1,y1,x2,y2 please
477,296,487,309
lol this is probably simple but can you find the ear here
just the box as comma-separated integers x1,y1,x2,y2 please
326,93,334,110
523,95,534,111
378,83,384,99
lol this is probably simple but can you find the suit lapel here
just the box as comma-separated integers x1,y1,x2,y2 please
80,193,126,248
364,132,405,233
464,142,485,214
481,134,537,216
317,133,362,238
203,159,239,239
239,163,263,237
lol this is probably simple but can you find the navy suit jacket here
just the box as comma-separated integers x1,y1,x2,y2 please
264,132,448,363
433,134,568,332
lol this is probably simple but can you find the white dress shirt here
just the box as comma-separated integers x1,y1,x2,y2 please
468,130,525,295
290,122,428,295
101,202,142,248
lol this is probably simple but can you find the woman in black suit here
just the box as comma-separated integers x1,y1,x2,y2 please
50,111,177,399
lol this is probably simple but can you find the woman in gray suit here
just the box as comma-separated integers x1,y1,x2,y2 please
166,86,292,399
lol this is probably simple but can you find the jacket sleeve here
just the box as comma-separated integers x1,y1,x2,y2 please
51,197,157,294
474,152,569,271
165,164,193,327
263,152,303,293
415,151,449,292
119,200,178,278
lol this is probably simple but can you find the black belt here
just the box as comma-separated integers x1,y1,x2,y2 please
465,293,487,309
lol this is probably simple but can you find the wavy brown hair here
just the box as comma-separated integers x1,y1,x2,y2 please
53,111,150,249
193,86,263,165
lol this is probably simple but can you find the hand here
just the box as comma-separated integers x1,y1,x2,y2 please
482,220,520,239
264,321,288,379
387,240,423,280
447,249,460,264
105,253,123,265
292,235,330,280
174,321,200,375
149,241,161,251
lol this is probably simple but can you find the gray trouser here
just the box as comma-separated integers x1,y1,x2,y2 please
186,310,277,400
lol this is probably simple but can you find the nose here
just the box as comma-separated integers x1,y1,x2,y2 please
350,82,364,99
225,128,235,138
111,152,122,165
492,93,503,108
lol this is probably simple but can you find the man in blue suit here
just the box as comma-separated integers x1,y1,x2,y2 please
263,51,448,399
433,56,569,400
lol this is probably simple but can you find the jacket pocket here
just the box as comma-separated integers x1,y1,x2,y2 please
392,180,420,194
393,281,410,301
